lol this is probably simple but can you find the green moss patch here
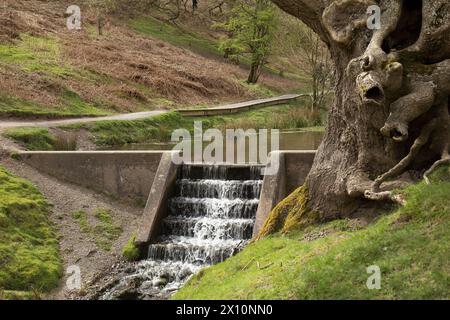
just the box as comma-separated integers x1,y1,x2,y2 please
122,234,140,262
257,185,315,238
0,166,62,297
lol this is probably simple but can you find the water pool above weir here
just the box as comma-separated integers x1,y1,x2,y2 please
103,163,264,299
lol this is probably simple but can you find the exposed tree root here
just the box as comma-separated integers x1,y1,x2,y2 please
424,157,450,185
373,119,438,192
364,190,406,206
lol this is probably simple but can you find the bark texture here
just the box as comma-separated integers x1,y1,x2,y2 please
272,0,450,219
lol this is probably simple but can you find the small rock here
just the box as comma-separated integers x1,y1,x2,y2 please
86,249,97,257
140,281,154,291
152,277,168,287
110,277,141,300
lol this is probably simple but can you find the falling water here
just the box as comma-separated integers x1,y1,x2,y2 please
101,164,263,299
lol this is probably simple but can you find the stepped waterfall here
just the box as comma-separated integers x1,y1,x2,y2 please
102,164,263,299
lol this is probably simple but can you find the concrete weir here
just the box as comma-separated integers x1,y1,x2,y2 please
17,150,316,250
17,151,164,203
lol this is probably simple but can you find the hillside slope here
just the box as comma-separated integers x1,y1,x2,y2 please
0,0,297,119
174,167,450,300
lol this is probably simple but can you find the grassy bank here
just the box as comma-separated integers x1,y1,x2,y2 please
0,166,62,299
3,101,323,150
0,91,110,119
4,127,76,151
174,166,450,300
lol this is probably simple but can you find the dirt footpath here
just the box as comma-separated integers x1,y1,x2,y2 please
0,155,144,299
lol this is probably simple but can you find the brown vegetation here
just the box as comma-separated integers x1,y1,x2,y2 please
0,0,298,117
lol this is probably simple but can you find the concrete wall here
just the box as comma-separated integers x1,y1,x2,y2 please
284,151,317,194
253,150,316,237
19,151,164,202
135,152,179,247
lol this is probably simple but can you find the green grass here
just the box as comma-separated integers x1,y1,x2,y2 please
0,166,62,297
239,81,278,97
69,99,320,147
4,127,76,151
72,209,122,251
4,128,55,151
129,17,222,59
174,169,450,300
0,34,106,83
0,34,73,77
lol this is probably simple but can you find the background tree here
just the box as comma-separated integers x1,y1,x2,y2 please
261,0,450,233
275,19,333,112
85,0,118,35
216,0,277,84
297,28,333,112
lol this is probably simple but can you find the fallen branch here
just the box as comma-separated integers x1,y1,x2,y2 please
256,261,274,270
240,258,255,271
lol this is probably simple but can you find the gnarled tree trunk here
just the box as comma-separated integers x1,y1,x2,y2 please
272,0,450,221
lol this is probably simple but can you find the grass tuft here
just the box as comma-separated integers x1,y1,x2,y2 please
4,127,77,151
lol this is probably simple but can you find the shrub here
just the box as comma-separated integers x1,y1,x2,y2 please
122,234,140,262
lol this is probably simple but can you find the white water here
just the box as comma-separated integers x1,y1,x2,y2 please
101,165,262,299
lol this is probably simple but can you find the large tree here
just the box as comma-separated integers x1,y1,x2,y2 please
266,0,449,227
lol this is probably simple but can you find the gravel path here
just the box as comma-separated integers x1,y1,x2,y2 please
0,111,168,129
0,94,305,130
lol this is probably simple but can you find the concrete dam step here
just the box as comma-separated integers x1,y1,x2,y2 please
179,163,264,180
148,240,245,265
169,197,259,219
154,164,262,265
175,179,262,200
161,217,255,240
